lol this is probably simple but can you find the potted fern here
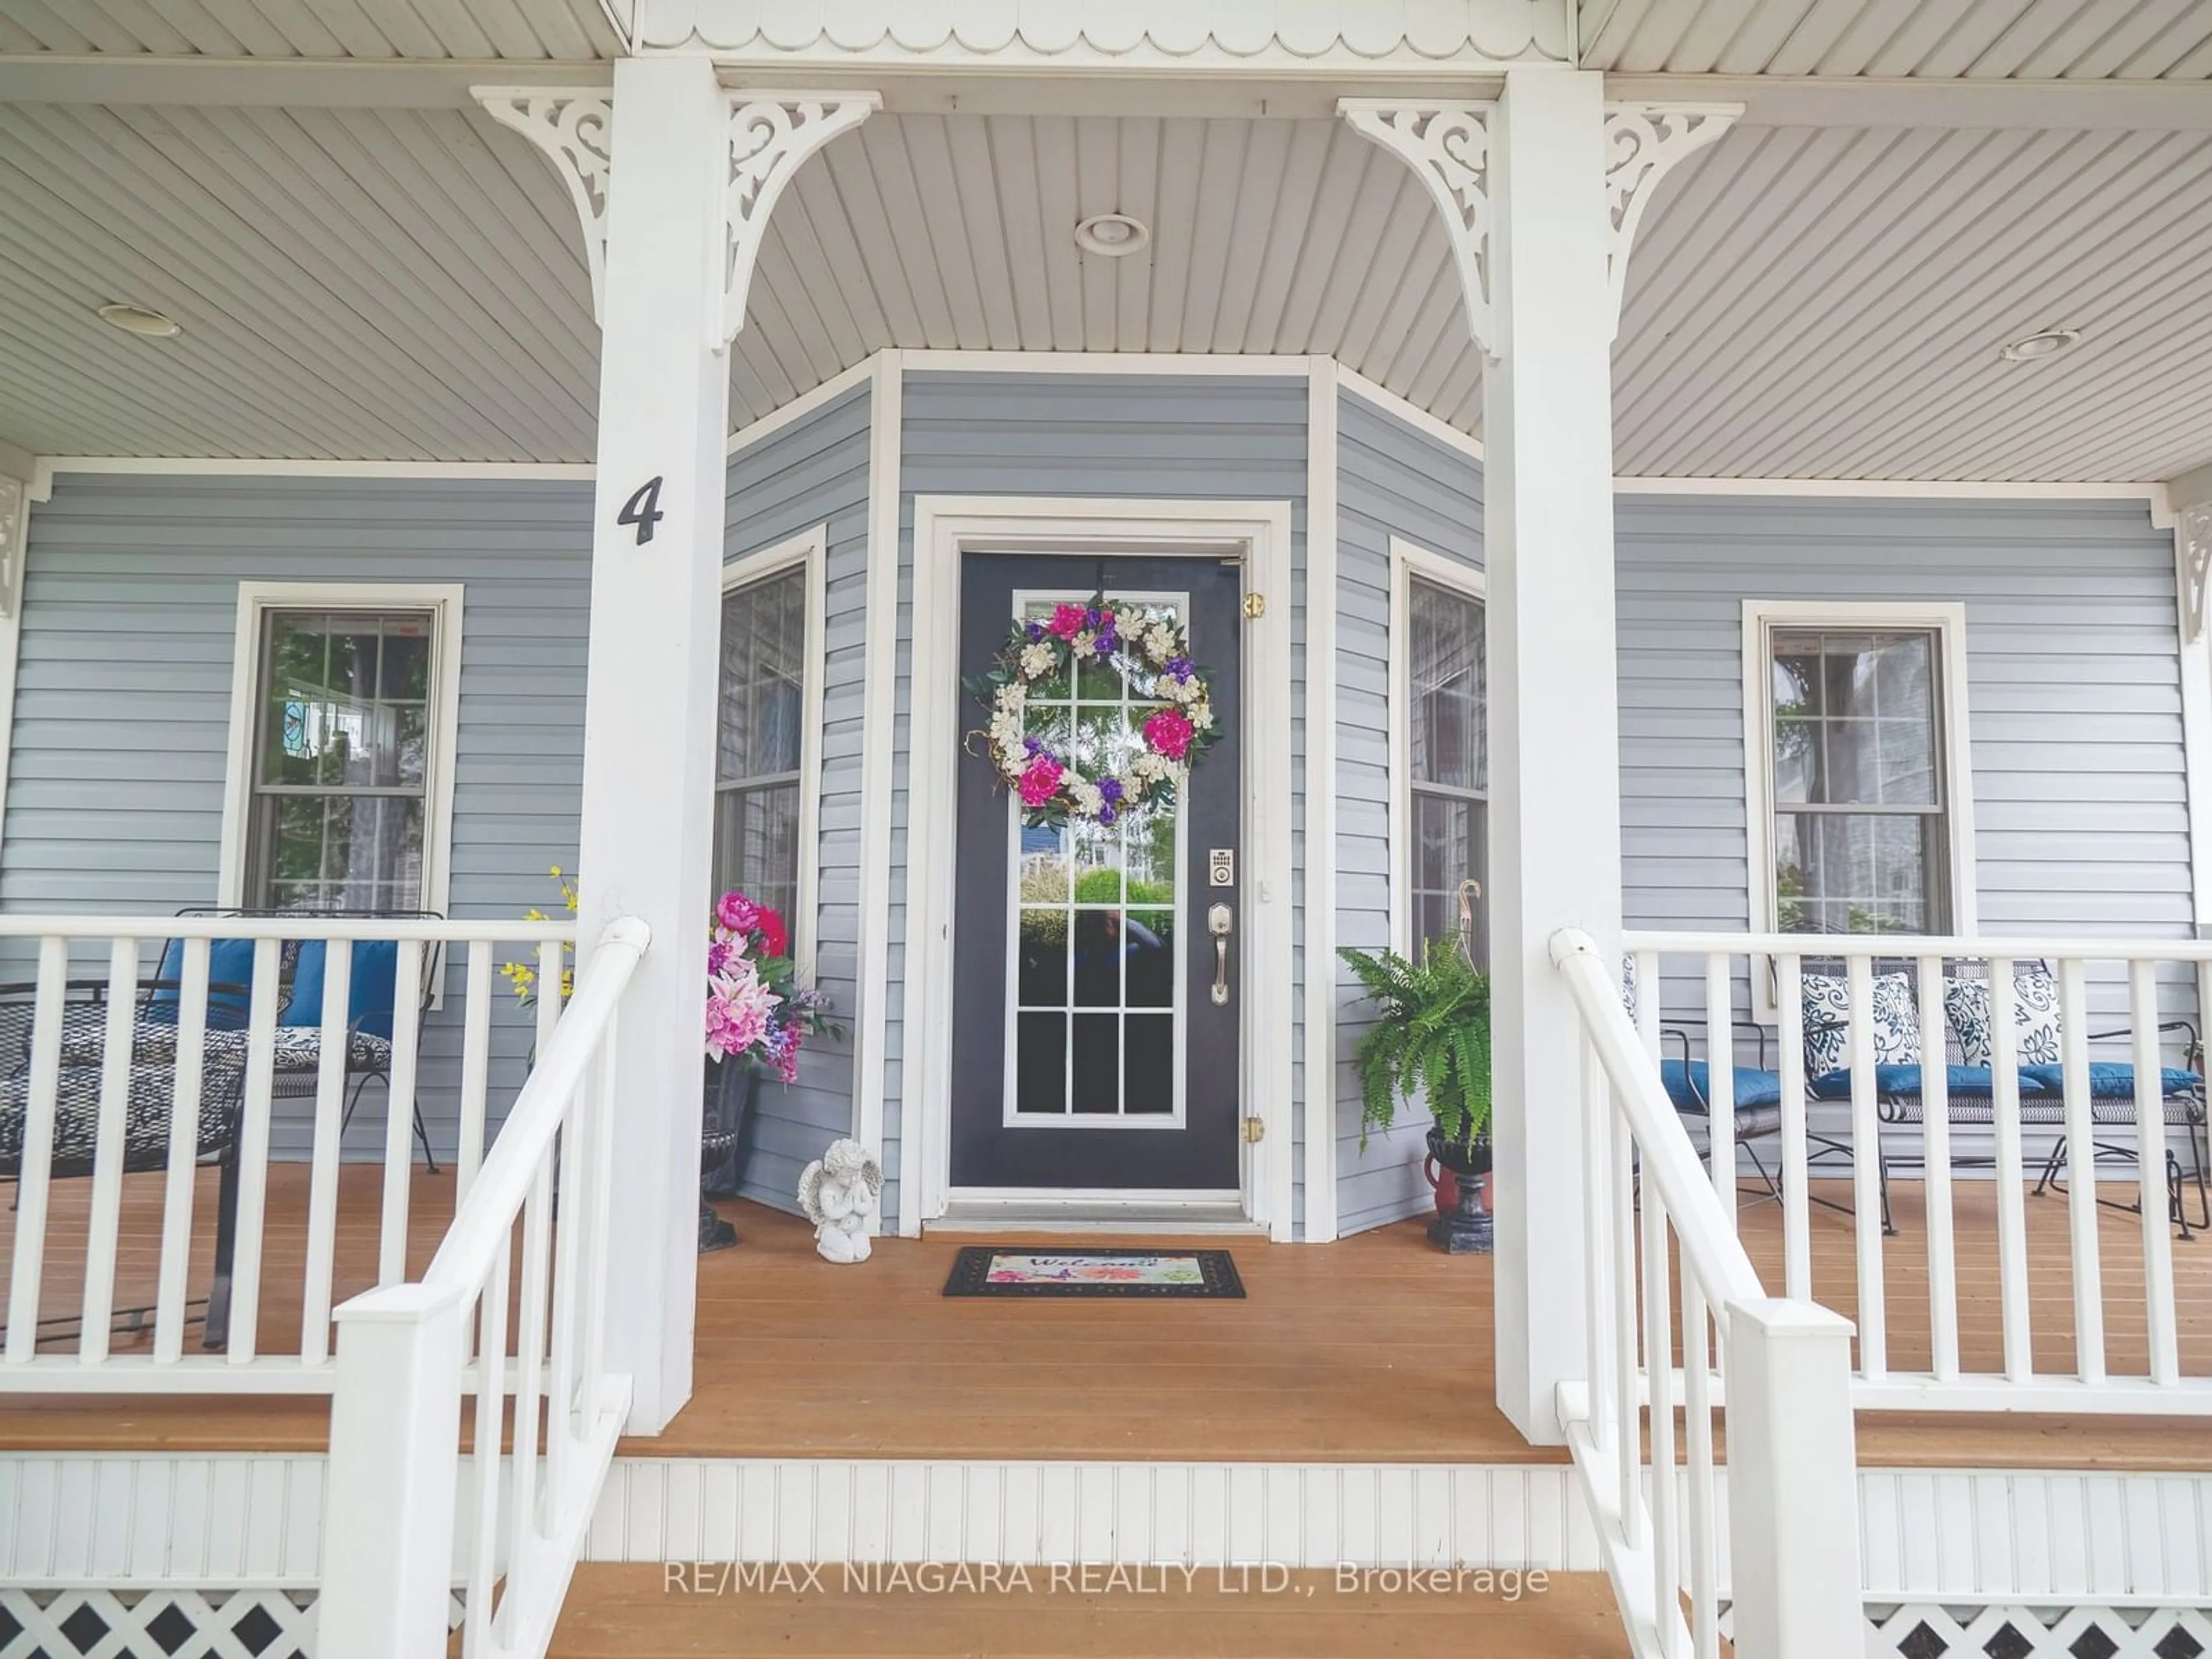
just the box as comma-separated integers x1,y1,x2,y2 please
1339,939,1494,1254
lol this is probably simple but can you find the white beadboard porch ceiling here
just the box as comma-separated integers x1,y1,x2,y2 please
1,103,2210,481
0,0,622,59
1578,0,2212,78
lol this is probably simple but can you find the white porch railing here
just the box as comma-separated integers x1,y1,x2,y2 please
0,912,575,1389
1553,927,1863,1659
319,916,647,1659
1626,930,2212,1414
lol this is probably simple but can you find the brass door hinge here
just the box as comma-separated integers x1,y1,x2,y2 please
1242,592,1266,620
1242,1116,1266,1144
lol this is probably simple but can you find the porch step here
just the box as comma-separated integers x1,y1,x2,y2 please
548,1563,1630,1657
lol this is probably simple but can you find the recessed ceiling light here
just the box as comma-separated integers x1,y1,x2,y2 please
1999,327,2080,363
96,301,182,339
1074,213,1150,257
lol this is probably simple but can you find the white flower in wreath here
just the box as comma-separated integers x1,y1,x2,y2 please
997,739,1027,772
1130,751,1168,784
1145,623,1176,663
1019,642,1056,680
1190,702,1213,732
1071,630,1097,657
995,681,1027,714
1170,676,1203,706
1069,779,1104,817
1115,608,1148,639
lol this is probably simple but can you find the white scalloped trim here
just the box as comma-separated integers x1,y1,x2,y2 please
637,1,1570,64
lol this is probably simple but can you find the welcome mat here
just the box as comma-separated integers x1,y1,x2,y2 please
942,1246,1245,1299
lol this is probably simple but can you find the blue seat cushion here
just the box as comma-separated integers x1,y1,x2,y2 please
1661,1059,1784,1113
2019,1063,2203,1100
279,939,402,1040
1809,1064,2052,1100
144,937,257,1028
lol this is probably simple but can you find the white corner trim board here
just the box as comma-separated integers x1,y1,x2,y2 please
902,497,1297,1241
215,582,467,922
853,353,902,1206
1302,362,1340,1245
723,526,830,984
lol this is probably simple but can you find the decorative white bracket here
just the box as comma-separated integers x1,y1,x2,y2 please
0,473,28,620
1601,103,1740,335
1338,97,1739,359
2180,502,2212,643
476,85,877,349
1338,101,1495,358
719,93,878,347
476,88,616,324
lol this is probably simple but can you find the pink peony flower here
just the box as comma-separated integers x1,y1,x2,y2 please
1142,707,1195,762
1018,755,1065,807
1047,603,1086,639
715,891,760,934
704,958,779,1060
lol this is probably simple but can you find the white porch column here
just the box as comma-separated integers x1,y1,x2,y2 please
574,52,732,1433
1482,66,1619,1444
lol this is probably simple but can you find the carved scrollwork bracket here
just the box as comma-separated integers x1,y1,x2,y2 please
1602,103,1740,335
1338,101,1495,358
719,94,879,347
0,473,25,619
476,88,616,324
2181,502,2212,644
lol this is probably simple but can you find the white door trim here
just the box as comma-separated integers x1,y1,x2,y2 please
904,497,1297,1241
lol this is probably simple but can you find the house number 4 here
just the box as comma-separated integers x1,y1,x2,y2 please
618,475,666,546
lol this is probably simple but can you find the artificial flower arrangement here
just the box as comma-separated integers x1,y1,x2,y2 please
967,594,1219,830
501,869,839,1084
704,888,840,1082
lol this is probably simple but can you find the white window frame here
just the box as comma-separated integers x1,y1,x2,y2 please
1741,599,1978,1016
217,582,465,921
719,525,827,982
1388,536,1488,961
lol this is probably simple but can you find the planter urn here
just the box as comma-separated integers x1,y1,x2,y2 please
1425,1126,1494,1255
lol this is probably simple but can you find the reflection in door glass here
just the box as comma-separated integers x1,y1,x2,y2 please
1007,591,1188,1119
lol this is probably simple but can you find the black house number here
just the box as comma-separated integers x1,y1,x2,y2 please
618,475,666,546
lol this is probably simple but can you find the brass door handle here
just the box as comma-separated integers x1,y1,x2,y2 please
1208,904,1232,1006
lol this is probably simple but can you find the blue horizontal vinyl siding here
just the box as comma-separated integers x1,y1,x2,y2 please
1332,395,1484,1238
1,472,593,1158
1616,493,2197,1160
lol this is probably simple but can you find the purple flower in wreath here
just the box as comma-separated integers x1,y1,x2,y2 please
1168,656,1194,681
1099,778,1124,805
1024,735,1044,756
1025,620,1045,642
1094,630,1118,657
1085,606,1103,628
1099,803,1118,825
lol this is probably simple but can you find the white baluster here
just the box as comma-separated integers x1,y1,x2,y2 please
380,938,425,1287
1642,1187,1677,1653
1916,953,1959,1382
1703,954,1734,1222
1987,957,2034,1382
226,937,283,1363
2056,957,2105,1384
300,939,353,1365
154,937,211,1365
457,941,494,1206
1681,1280,1718,1659
2133,959,2180,1385
1774,952,1810,1300
1844,954,1885,1381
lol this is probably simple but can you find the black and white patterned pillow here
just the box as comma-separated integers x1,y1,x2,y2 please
1945,964,2061,1068
1801,970,1921,1079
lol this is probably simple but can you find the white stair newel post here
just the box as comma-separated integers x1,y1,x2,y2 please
1482,66,1619,1443
1725,1298,1863,1656
574,52,734,1433
318,1285,467,1659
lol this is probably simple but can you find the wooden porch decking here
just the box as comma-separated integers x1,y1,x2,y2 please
3,1162,2210,1469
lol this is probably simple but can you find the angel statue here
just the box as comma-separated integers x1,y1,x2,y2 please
797,1138,881,1263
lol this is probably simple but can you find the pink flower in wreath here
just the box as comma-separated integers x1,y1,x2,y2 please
1047,603,1087,640
1018,754,1065,807
1142,707,1195,762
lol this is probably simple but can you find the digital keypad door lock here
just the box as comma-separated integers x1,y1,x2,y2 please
1209,849,1234,887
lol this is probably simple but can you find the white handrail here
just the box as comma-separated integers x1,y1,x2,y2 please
1551,926,1862,1659
1554,931,1764,1313
425,916,646,1293
1626,927,2212,963
320,916,649,1659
